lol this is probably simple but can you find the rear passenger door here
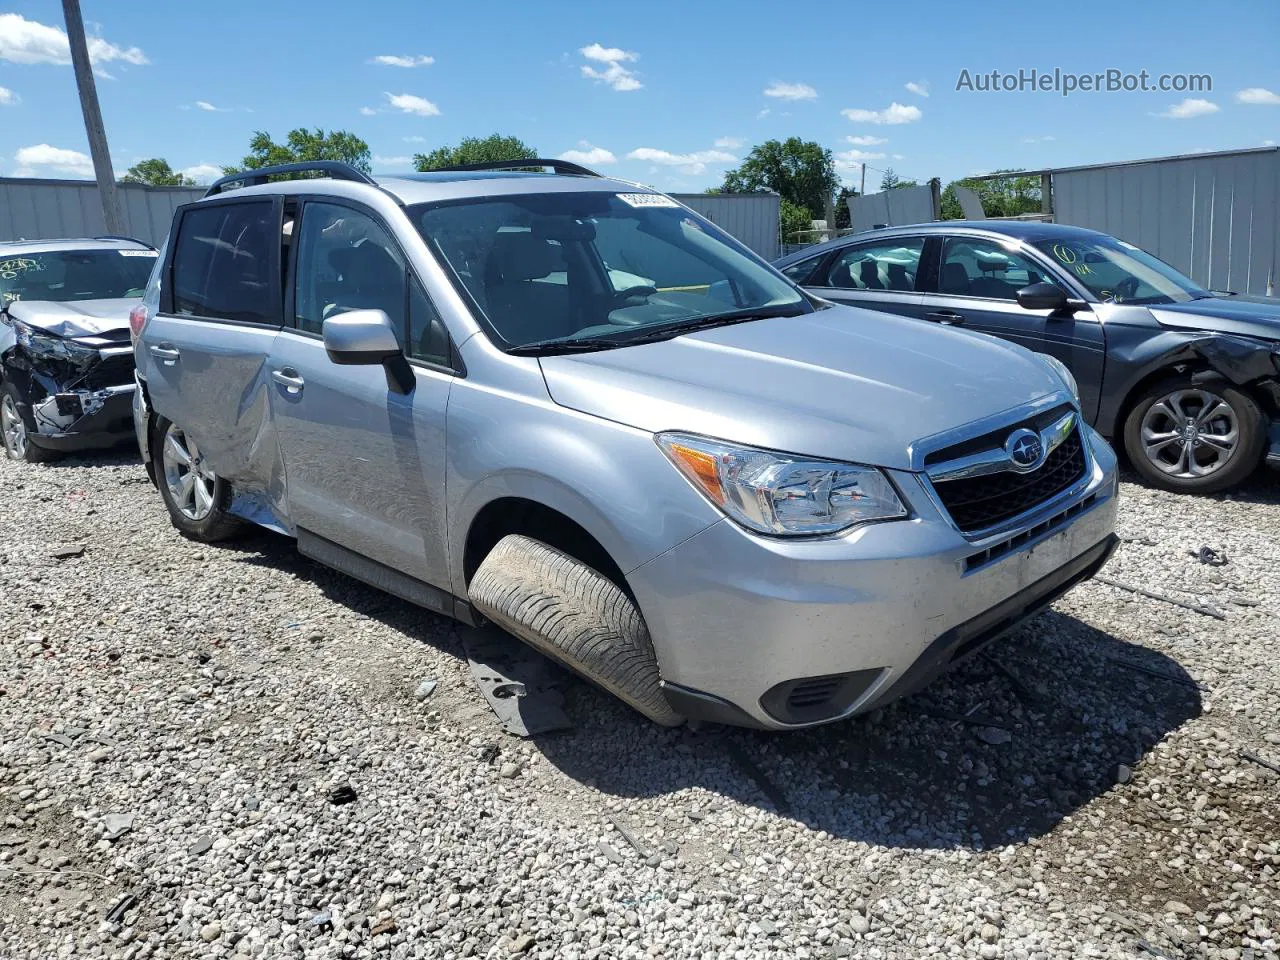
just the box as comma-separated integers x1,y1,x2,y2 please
140,197,286,488
921,235,1106,421
267,199,456,590
800,237,928,320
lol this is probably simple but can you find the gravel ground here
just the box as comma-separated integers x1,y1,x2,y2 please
1,450,1278,960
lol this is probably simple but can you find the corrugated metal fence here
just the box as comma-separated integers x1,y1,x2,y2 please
0,179,783,262
673,193,781,261
0,177,204,246
846,184,935,233
1052,147,1280,296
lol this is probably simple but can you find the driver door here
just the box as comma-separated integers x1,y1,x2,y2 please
920,235,1106,422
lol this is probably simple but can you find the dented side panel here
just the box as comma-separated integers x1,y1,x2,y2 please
136,313,288,514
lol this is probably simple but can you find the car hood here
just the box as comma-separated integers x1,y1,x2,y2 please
538,305,1063,471
1150,295,1280,340
4,298,138,338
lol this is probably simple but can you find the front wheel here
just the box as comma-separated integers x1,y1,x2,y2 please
152,417,242,541
1122,378,1265,493
1,383,57,463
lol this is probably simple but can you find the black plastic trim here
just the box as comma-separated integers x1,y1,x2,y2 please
432,158,601,177
661,682,768,729
205,161,378,197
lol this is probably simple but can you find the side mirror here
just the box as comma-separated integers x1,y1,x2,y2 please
1016,282,1068,312
322,309,414,394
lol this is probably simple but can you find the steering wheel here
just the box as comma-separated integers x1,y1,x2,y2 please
612,284,658,301
1112,276,1139,301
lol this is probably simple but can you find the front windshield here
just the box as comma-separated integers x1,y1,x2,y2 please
1031,236,1207,305
412,191,806,350
0,248,157,305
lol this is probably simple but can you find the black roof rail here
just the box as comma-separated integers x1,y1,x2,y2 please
93,234,155,249
432,158,601,178
204,161,378,198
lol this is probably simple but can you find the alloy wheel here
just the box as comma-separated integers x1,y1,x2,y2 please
1139,388,1239,480
161,423,217,521
1,394,27,460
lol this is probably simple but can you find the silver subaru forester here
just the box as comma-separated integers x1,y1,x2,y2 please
131,159,1118,730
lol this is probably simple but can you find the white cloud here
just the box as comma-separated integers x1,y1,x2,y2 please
835,149,885,171
0,13,146,70
195,100,230,112
892,153,905,160
403,135,426,143
1021,134,1056,144
1157,98,1219,119
180,163,223,184
763,81,817,101
904,80,929,97
0,86,16,106
371,55,434,68
14,143,93,177
626,146,736,176
559,141,617,165
385,92,440,116
841,102,922,125
373,154,413,167
1237,87,1280,106
846,135,887,146
1264,139,1276,146
359,106,378,116
714,136,743,149
756,108,771,120
579,42,641,92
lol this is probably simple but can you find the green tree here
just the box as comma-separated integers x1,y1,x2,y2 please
119,158,193,186
940,169,1041,219
834,185,858,230
413,134,537,171
779,198,814,245
721,138,839,226
225,128,372,175
878,167,918,191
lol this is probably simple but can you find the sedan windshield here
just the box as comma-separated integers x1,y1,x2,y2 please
1031,236,1208,305
411,191,807,351
0,249,156,305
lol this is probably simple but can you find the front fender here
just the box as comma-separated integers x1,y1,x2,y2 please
443,378,722,597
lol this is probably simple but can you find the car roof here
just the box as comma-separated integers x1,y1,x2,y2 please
207,170,649,207
0,236,154,256
773,220,1111,265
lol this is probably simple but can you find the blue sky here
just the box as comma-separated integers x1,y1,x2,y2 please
0,0,1277,192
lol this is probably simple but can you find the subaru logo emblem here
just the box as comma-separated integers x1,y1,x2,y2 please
1005,428,1044,471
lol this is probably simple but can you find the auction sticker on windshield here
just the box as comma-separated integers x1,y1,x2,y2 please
617,193,679,208
119,250,160,257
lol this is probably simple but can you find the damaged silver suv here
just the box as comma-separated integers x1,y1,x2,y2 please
1,237,157,461
133,160,1119,729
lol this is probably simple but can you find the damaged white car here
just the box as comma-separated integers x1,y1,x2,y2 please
1,237,157,462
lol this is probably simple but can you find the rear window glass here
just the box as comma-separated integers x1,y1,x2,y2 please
0,249,155,304
172,202,278,324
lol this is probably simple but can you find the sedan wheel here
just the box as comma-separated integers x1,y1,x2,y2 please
1,393,27,460
161,422,217,521
1122,377,1265,494
1139,388,1239,480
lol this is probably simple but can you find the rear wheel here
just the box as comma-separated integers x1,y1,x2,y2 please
469,534,683,726
153,417,242,541
1,383,57,463
1122,378,1265,493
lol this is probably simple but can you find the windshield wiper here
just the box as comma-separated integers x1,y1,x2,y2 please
505,303,809,356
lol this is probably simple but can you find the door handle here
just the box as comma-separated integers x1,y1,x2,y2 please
149,344,180,364
925,311,965,326
270,368,305,394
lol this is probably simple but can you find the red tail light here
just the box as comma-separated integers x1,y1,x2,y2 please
129,303,149,342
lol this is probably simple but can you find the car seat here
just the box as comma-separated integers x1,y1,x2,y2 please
939,262,971,295
858,258,884,290
483,232,573,343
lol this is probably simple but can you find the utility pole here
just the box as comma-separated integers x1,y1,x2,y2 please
860,163,866,197
62,0,124,234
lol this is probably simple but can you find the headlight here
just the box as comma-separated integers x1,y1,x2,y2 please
14,321,99,367
1036,353,1079,402
656,432,907,536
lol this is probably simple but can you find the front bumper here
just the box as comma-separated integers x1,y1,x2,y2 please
628,425,1120,729
24,384,137,454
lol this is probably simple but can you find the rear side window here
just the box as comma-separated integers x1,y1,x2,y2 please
824,238,925,291
171,202,279,324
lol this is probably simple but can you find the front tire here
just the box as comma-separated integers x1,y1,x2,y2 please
469,534,683,727
1122,377,1265,494
1,383,57,463
152,417,242,541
